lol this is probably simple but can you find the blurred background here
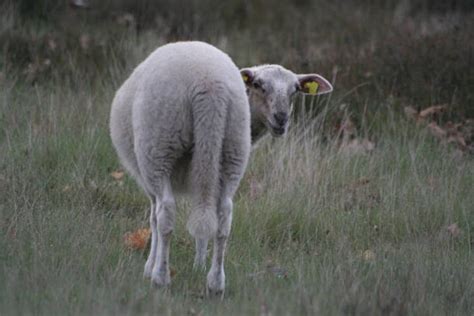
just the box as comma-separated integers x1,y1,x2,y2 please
2,0,473,118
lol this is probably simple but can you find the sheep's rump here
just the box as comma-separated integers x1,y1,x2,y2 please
110,41,251,238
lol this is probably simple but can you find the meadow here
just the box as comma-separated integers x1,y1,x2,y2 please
1,1,473,315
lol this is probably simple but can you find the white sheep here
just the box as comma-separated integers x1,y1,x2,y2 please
109,41,333,295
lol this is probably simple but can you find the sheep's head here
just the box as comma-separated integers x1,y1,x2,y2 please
241,65,333,142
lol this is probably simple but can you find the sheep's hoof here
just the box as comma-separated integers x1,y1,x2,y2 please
143,263,154,279
206,269,225,299
206,286,225,300
151,273,171,289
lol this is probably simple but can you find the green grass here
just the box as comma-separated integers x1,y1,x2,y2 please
0,71,473,315
1,1,474,314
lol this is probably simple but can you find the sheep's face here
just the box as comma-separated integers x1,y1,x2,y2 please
241,65,333,138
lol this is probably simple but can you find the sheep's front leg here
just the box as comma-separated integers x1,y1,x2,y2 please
193,238,208,270
207,197,233,296
151,178,176,287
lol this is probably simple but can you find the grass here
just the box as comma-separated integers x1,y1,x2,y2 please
1,1,474,315
1,71,473,315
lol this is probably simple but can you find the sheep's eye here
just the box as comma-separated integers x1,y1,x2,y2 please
253,81,265,93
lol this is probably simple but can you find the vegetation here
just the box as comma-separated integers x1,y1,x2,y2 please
1,0,473,314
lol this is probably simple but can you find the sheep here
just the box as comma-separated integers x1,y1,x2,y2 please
109,41,333,295
240,64,333,144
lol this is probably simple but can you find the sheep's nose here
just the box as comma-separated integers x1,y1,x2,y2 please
274,112,288,126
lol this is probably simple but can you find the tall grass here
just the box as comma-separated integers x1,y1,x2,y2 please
1,65,473,314
1,1,473,315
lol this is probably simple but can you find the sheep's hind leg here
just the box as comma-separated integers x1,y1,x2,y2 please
207,194,233,298
206,122,249,297
144,195,158,278
150,177,176,288
207,164,246,296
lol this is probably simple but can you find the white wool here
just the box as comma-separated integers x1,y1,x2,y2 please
110,41,333,293
110,41,251,291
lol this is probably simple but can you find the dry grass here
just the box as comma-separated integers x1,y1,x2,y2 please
1,1,473,315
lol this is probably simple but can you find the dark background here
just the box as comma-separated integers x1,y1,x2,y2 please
2,0,474,119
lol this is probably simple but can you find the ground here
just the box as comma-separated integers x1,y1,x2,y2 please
1,1,473,315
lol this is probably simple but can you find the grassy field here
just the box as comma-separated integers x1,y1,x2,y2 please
1,1,474,315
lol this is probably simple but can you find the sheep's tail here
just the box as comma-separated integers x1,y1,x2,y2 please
186,91,227,240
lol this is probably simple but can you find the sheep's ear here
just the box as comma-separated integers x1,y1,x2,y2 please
240,68,254,86
297,74,333,95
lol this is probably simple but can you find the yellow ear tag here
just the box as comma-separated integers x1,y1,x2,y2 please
304,81,319,95
242,74,249,83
